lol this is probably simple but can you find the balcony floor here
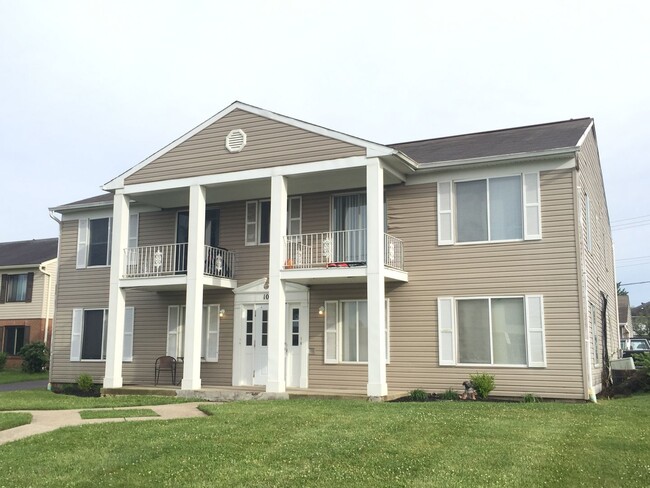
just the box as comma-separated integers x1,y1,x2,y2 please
280,266,407,284
119,274,237,291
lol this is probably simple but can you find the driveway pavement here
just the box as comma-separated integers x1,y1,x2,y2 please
0,380,49,392
0,402,209,446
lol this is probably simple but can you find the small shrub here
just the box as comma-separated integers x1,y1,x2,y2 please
409,389,428,402
469,373,495,399
523,393,541,403
19,342,49,373
77,374,95,392
440,388,457,401
0,352,7,371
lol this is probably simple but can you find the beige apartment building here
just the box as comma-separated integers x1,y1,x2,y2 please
49,102,617,400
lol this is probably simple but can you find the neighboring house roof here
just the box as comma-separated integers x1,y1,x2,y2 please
390,117,593,165
0,238,58,267
618,295,631,324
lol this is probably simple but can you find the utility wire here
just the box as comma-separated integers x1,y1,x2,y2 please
612,214,650,224
617,255,650,262
620,280,650,286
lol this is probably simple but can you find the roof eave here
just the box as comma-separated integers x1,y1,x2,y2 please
49,200,114,214
415,146,579,171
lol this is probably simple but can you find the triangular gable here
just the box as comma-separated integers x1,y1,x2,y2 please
105,101,396,190
233,278,308,295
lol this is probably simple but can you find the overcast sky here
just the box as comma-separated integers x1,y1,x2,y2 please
1,1,649,305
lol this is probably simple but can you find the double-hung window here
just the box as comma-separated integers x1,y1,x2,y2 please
166,305,220,361
70,308,135,361
438,173,541,245
437,296,546,367
2,326,27,355
76,214,139,268
324,299,389,364
0,273,33,303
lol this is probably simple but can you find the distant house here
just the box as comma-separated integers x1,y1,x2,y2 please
48,102,617,400
618,295,633,341
0,239,58,368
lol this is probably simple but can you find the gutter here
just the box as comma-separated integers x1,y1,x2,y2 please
415,146,579,172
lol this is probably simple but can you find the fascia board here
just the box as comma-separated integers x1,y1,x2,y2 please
415,147,579,172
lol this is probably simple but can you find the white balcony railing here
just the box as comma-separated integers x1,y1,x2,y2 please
123,243,235,279
283,230,404,271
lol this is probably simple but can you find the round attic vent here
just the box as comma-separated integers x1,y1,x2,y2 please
225,129,247,153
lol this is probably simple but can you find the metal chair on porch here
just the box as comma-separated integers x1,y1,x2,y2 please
154,356,177,386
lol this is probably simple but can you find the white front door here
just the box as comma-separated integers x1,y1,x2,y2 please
242,305,268,386
285,304,302,388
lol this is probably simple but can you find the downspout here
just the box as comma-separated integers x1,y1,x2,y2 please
39,264,53,346
574,158,597,403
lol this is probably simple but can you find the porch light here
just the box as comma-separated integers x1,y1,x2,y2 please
318,306,325,316
219,308,225,318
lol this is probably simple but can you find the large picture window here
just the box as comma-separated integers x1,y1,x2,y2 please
437,173,540,245
324,299,389,364
438,295,546,367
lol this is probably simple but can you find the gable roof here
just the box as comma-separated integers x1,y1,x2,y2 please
0,238,58,267
103,101,402,190
50,193,113,213
390,118,593,165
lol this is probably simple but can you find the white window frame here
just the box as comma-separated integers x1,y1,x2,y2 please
70,307,134,362
166,304,220,361
437,295,546,368
437,172,541,246
246,198,303,245
287,196,302,236
323,299,390,365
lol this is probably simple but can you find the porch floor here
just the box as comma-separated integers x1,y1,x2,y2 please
101,384,408,402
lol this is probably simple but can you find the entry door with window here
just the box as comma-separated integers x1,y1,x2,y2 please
176,209,220,273
242,305,268,386
285,304,302,388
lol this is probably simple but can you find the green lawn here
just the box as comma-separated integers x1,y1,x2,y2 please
0,412,31,431
1,394,649,487
0,369,49,384
79,408,159,419
0,390,196,411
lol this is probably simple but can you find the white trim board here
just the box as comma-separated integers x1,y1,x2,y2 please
103,101,400,191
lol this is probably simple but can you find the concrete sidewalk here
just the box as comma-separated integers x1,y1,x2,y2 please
0,402,209,446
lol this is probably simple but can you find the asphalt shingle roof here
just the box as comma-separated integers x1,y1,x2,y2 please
390,118,593,164
0,238,58,267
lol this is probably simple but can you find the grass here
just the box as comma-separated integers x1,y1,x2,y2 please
0,390,197,411
1,394,649,486
0,412,32,431
0,369,49,385
79,408,159,419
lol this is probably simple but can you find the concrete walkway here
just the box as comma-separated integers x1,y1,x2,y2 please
0,402,209,446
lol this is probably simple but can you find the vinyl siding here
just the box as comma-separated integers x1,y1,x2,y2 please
0,265,53,320
125,109,366,185
577,129,618,390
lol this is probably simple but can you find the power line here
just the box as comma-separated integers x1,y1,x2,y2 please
612,214,650,224
612,220,650,231
620,280,650,286
616,255,650,262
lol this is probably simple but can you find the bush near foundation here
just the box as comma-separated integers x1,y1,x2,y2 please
469,373,495,399
19,342,49,373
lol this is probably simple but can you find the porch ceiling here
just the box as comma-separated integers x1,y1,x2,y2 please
126,167,403,209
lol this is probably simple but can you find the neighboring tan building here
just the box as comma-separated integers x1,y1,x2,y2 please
618,295,633,341
48,102,618,400
0,238,58,368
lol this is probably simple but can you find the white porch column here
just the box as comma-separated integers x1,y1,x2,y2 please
103,192,130,388
267,175,287,393
366,158,387,398
181,185,206,390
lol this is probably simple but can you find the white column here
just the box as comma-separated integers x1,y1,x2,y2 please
181,185,206,390
366,158,387,397
267,175,287,393
103,192,130,388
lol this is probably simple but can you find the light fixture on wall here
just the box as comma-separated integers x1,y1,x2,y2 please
219,308,225,318
318,306,325,316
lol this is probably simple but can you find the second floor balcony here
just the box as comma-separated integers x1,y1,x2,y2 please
120,243,236,290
